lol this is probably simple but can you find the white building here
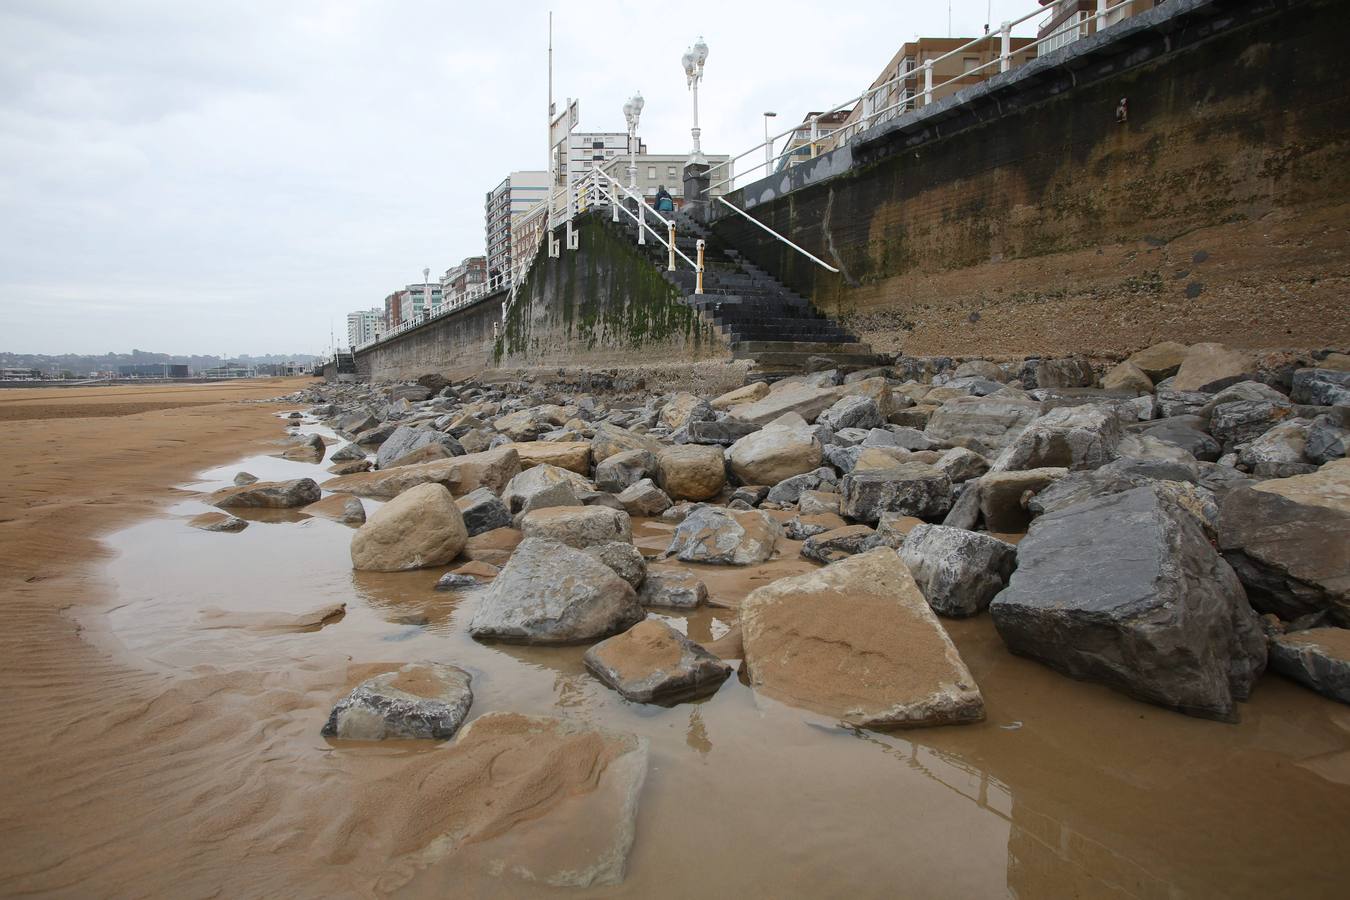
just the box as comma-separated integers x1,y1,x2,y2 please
601,153,732,203
346,308,384,348
562,132,638,191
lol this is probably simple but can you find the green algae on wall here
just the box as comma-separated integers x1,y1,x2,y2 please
494,211,721,366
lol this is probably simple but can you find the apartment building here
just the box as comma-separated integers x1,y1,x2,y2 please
346,308,384,348
439,256,488,310
825,36,1039,153
485,171,549,283
1038,0,1161,52
600,153,732,203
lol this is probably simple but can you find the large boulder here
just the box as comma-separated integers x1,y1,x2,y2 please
991,405,1123,473
1306,414,1348,465
281,432,326,462
727,381,843,425
840,463,952,523
899,525,1017,617
492,408,554,441
800,524,875,564
764,467,838,505
1171,342,1254,392
817,395,882,431
1216,460,1350,625
616,479,673,517
659,392,715,429
468,538,644,644
322,447,520,500
740,548,985,728
585,541,647,588
590,423,663,464
501,463,589,515
1034,357,1095,389
636,568,708,609
456,487,512,536
584,620,731,704
924,395,1043,457
507,441,592,475
664,506,781,565
1126,341,1188,381
1237,420,1313,477
350,482,468,571
321,664,472,740
376,425,462,469
210,477,321,509
519,505,633,549
655,444,727,501
1127,416,1221,462
727,423,822,486
595,449,655,493
1268,628,1350,703
710,381,770,410
1102,361,1153,394
1209,400,1292,451
990,485,1266,721
978,467,1067,532
1291,368,1350,407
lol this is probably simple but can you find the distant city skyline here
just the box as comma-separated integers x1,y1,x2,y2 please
1,0,1039,355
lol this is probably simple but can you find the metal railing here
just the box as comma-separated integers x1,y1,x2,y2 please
705,0,1135,194
715,196,838,273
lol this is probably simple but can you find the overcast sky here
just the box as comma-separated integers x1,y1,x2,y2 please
0,0,1040,356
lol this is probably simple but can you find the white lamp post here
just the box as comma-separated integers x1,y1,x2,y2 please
762,111,777,176
681,36,709,165
622,91,644,194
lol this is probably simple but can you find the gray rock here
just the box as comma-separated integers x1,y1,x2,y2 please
435,572,480,590
989,485,1266,721
1238,420,1310,476
664,506,781,565
801,524,875,563
519,505,632,550
1268,628,1350,703
585,541,648,588
682,419,761,446
233,471,258,486
584,620,732,704
457,487,512,536
501,463,587,516
594,449,655,493
797,489,841,516
637,568,708,609
1208,400,1292,451
617,478,673,517
1291,368,1350,407
338,497,367,525
353,422,400,447
1127,416,1221,462
1035,357,1095,389
1305,415,1348,465
899,525,1017,617
818,395,883,431
330,442,367,462
765,467,838,505
934,446,989,483
338,409,379,435
991,405,1123,473
468,538,644,644
189,512,248,533
840,464,952,523
321,664,472,740
924,395,1043,457
376,424,463,469
211,477,321,509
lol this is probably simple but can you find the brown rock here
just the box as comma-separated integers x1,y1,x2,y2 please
655,444,727,501
1102,360,1153,394
710,381,770,410
507,441,592,475
351,482,468,572
740,548,985,728
1172,342,1254,392
1126,341,1189,381
322,447,521,500
584,620,732,704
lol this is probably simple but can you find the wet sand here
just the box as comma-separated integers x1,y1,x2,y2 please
3,383,1350,898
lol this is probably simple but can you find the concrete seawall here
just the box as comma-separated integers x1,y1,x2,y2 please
712,0,1350,359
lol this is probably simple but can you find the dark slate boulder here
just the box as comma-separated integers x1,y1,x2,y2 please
990,485,1266,721
1268,628,1350,703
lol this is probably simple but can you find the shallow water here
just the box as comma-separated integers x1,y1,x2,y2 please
96,413,1350,898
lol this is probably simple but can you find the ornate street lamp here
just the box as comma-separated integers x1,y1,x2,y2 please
681,36,709,165
622,91,644,193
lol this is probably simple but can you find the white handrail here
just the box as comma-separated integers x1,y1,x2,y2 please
589,170,699,271
706,0,1136,192
715,196,838,274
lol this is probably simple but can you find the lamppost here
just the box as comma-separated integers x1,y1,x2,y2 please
622,91,644,194
762,111,777,177
681,36,709,165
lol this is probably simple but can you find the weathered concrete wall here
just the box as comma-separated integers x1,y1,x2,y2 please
494,212,726,368
355,292,503,382
712,0,1350,359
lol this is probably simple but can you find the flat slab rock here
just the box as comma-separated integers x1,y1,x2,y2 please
663,506,782,565
990,484,1266,721
740,548,985,728
322,663,473,740
584,619,732,705
1268,628,1350,704
209,477,320,509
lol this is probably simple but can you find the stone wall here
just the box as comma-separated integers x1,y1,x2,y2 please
711,0,1350,360
495,213,725,368
355,212,727,382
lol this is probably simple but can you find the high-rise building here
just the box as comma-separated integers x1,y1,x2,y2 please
485,171,549,285
346,308,383,348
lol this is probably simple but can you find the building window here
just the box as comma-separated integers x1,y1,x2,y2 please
667,166,677,179
963,56,980,73
647,165,657,180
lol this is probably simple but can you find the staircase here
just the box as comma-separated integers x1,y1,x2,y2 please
607,206,884,373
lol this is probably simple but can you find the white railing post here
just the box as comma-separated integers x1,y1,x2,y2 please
1096,0,1108,31
667,222,676,271
923,59,934,106
637,202,645,245
695,239,705,294
1000,21,1012,72
810,114,820,158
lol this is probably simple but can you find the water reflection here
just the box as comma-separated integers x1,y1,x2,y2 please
686,707,711,756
